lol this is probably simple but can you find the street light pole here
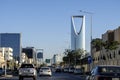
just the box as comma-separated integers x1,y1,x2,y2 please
79,10,93,72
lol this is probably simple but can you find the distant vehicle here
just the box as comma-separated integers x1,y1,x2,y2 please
0,68,4,76
63,68,69,72
74,68,82,74
69,67,75,73
55,67,61,72
19,63,37,80
86,65,120,80
39,67,52,76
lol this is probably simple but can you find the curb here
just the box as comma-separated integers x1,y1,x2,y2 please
0,75,13,78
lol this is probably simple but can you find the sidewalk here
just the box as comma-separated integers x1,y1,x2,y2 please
0,75,16,79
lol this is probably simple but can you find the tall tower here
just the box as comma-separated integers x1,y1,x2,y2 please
71,15,85,52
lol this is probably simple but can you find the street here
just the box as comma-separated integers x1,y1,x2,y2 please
0,72,86,80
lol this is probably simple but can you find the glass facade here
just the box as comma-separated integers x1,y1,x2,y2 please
0,33,21,58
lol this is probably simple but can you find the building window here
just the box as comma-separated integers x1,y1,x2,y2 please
119,50,120,55
110,54,112,59
113,52,115,58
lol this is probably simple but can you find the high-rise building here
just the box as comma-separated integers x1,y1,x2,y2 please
22,47,37,64
0,33,21,58
71,15,85,54
53,54,63,65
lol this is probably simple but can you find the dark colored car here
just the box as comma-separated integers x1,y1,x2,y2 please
0,68,4,76
87,65,120,80
55,68,61,72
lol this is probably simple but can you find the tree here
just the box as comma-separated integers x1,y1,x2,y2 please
104,41,119,59
104,41,119,51
63,56,69,63
63,48,87,66
91,38,103,51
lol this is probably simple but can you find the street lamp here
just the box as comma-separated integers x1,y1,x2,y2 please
79,10,93,71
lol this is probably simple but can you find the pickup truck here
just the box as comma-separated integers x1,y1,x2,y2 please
19,63,37,80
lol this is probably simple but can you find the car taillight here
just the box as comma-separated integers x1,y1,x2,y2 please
96,76,111,80
95,76,101,80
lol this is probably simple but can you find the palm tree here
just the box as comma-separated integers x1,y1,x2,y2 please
104,41,119,60
104,41,119,51
73,49,87,66
91,38,103,51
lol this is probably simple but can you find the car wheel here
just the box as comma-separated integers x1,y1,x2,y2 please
49,75,52,77
19,76,23,80
33,76,36,80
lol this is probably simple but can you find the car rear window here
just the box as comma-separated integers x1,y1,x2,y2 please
20,64,34,68
41,68,50,70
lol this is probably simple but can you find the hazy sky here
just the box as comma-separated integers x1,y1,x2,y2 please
0,0,120,59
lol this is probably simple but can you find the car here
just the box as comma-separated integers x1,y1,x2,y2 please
39,67,52,76
69,67,75,73
19,63,37,80
0,68,4,76
55,67,62,72
63,68,69,72
74,68,82,74
87,65,120,80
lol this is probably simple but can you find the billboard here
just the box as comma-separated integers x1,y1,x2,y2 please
45,59,50,63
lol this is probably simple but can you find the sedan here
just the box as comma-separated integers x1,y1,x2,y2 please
0,68,4,76
39,67,52,76
74,68,82,74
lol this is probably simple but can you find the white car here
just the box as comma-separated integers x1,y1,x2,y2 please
74,68,82,74
39,67,52,76
69,67,75,73
63,68,69,72
19,64,37,80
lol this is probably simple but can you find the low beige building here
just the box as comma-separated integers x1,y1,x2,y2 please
92,26,120,68
0,47,13,68
0,51,5,68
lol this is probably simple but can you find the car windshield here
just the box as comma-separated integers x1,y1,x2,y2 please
20,64,34,68
99,66,120,73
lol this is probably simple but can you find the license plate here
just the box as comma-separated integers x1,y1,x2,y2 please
112,78,120,80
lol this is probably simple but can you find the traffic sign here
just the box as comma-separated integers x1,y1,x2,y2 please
88,56,92,64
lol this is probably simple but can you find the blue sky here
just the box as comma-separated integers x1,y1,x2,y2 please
0,0,120,59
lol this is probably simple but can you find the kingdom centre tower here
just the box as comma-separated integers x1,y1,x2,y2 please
71,15,85,53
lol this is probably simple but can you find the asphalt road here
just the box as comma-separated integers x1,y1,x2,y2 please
0,72,86,80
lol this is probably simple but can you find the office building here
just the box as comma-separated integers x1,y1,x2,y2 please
53,54,63,65
0,33,21,59
22,47,37,64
